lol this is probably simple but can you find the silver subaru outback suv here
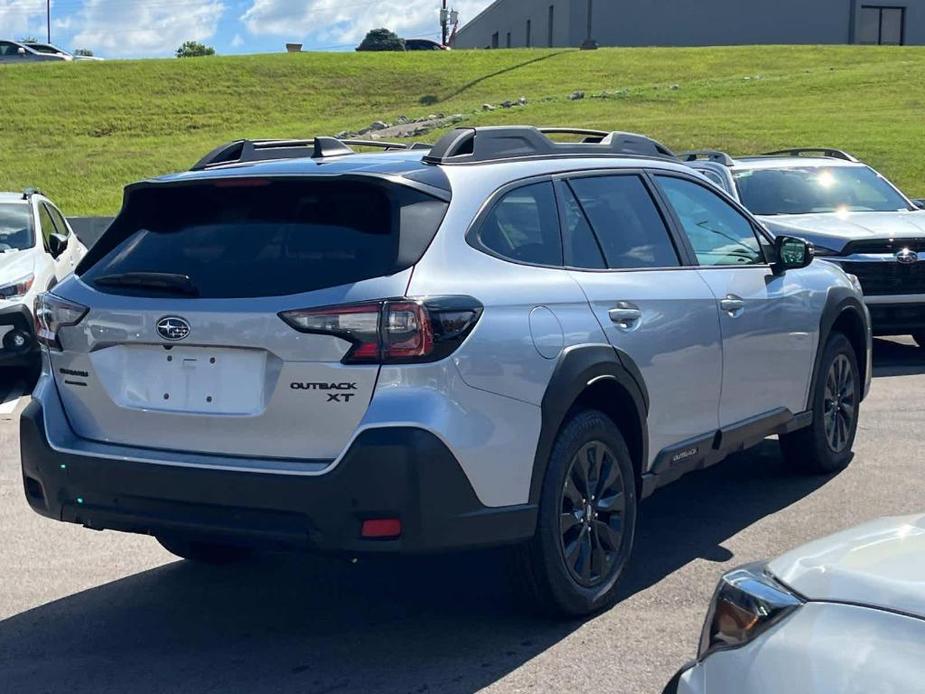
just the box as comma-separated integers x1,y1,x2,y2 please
22,127,871,616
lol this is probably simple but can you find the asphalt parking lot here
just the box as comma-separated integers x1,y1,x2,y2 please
1,337,923,694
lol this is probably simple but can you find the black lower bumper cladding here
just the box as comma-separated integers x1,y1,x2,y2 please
868,303,925,335
20,401,536,554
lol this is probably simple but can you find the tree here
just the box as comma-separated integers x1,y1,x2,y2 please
176,41,215,58
18,35,39,43
73,48,95,57
356,28,405,52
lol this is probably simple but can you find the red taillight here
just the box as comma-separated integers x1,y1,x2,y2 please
383,301,433,360
279,297,481,365
361,518,402,539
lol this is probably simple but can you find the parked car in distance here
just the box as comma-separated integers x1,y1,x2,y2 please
22,127,870,617
23,42,103,61
0,190,87,368
666,514,925,694
404,38,449,50
683,148,925,345
0,40,68,63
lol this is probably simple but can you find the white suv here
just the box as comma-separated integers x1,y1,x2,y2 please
0,190,87,367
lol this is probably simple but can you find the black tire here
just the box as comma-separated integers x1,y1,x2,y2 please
912,332,925,348
517,409,637,617
780,332,860,474
156,535,254,564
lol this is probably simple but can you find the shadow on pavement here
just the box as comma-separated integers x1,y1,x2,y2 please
0,442,832,693
622,440,834,599
872,337,925,377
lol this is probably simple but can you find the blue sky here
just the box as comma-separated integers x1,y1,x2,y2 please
2,0,494,57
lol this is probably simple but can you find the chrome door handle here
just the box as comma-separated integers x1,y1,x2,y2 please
720,295,745,316
609,304,642,330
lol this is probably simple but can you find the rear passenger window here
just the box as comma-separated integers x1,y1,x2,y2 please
568,175,680,269
478,182,562,266
559,184,605,269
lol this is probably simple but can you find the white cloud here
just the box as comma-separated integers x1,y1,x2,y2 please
240,0,491,45
231,32,245,47
71,0,225,57
0,0,47,39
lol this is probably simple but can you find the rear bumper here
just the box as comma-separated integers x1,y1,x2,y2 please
20,400,536,554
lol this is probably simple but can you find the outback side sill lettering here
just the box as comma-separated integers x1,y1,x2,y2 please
671,447,699,464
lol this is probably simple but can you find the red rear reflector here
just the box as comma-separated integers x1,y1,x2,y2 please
361,518,402,539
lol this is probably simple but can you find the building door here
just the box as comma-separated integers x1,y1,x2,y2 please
858,6,905,45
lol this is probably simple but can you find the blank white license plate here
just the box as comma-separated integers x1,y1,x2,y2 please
115,345,267,415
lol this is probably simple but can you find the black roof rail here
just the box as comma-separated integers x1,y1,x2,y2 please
422,126,676,166
761,148,859,163
679,150,735,167
190,137,432,170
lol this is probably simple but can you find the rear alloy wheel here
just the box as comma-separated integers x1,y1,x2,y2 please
156,535,254,564
560,441,628,588
780,333,860,474
518,409,637,617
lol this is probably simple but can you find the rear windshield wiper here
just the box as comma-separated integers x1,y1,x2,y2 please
93,272,199,296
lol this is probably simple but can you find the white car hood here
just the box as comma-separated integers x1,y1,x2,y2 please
769,515,925,619
760,209,925,242
0,251,36,286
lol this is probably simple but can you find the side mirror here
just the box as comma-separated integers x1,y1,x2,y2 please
48,233,68,258
912,199,925,210
17,47,26,56
772,235,814,273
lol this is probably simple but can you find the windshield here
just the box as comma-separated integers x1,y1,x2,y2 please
0,204,35,252
733,166,911,215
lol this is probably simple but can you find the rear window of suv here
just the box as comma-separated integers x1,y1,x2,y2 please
80,178,448,298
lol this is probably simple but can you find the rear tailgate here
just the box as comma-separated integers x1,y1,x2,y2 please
49,175,448,461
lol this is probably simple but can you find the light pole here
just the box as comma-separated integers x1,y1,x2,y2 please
46,0,51,43
440,1,449,46
580,0,598,50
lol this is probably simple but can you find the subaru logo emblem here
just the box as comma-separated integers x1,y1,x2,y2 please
896,248,919,265
156,316,190,341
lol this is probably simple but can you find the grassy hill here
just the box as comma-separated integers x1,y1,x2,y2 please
3,45,925,215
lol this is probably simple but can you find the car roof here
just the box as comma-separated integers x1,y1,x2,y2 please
731,156,867,171
0,192,30,204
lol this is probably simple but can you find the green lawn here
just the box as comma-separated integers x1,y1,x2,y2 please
2,45,924,215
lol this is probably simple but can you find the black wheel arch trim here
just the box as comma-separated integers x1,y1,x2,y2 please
529,344,649,505
811,289,870,406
